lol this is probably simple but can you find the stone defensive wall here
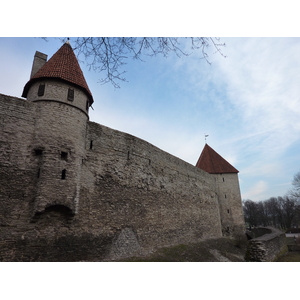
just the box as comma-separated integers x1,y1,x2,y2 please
245,227,287,262
0,94,225,261
82,121,223,259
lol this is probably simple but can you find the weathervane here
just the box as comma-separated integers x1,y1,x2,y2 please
205,134,209,142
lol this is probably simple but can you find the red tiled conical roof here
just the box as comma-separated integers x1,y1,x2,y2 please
22,42,93,104
196,144,238,174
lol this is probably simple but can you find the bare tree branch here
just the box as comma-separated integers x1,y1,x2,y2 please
57,37,226,88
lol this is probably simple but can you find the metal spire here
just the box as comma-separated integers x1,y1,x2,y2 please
205,134,209,143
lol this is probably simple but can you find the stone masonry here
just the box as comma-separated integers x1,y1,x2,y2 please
0,42,246,261
245,227,287,262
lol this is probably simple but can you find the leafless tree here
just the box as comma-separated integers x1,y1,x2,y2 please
243,197,300,229
291,171,300,197
281,196,298,229
285,171,300,206
243,199,259,227
50,37,226,88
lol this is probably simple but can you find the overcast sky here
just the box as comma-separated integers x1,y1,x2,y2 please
1,37,299,201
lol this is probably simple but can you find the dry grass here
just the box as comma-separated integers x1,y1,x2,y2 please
275,251,300,262
119,237,247,262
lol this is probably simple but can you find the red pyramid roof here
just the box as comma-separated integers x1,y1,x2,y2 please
196,144,239,174
22,42,93,104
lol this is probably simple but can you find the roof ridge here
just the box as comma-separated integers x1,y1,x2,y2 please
206,144,217,173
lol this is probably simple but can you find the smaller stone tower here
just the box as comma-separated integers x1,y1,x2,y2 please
21,42,94,217
196,144,245,238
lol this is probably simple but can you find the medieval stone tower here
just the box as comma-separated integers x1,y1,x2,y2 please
21,42,93,216
0,42,245,261
196,144,244,237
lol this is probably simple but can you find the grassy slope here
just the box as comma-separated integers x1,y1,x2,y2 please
119,237,247,262
275,252,300,262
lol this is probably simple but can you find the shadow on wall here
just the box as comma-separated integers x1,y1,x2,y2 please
31,204,75,225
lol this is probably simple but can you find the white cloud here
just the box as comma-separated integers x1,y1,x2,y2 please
243,180,269,201
215,38,300,153
204,38,300,179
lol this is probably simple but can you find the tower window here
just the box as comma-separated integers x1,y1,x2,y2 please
227,209,230,214
222,177,225,182
61,151,68,160
38,84,45,96
61,169,66,180
67,88,74,101
86,100,89,111
90,140,93,150
34,148,43,156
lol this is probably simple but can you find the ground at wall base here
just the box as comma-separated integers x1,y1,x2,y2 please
116,237,247,262
275,251,300,262
275,237,300,261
